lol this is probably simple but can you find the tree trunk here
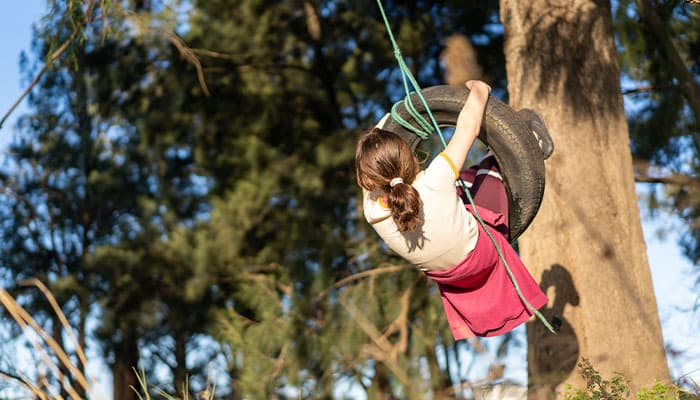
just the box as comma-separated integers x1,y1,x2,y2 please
174,330,187,397
112,333,140,400
370,362,394,400
52,315,70,400
499,0,670,398
427,337,454,399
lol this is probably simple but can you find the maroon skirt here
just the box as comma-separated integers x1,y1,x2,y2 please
424,204,548,340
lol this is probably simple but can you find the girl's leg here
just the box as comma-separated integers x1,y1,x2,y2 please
457,155,509,233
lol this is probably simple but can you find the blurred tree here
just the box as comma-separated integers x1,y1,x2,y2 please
499,0,671,398
0,3,148,398
152,0,511,398
0,1,215,399
614,1,700,272
73,3,220,398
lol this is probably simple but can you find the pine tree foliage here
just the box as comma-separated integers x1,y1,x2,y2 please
0,3,149,396
1,1,214,397
158,0,506,397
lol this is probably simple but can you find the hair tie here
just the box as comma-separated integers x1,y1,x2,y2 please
389,177,404,187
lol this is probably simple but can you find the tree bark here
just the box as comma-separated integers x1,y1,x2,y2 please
112,333,140,400
499,1,670,398
52,315,70,400
370,362,395,400
426,337,456,399
174,330,187,397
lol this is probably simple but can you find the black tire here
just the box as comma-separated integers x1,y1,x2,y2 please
380,85,545,242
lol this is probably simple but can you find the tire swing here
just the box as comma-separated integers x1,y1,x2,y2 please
378,85,548,242
373,0,556,334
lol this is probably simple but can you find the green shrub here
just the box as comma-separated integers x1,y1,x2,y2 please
564,358,697,400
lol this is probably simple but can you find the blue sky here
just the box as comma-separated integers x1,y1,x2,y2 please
0,1,698,395
0,0,44,147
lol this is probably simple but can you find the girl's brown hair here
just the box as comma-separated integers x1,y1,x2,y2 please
355,127,422,232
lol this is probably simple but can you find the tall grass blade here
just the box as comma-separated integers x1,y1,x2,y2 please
20,278,88,369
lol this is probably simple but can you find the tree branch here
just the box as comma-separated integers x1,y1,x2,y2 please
190,47,313,74
633,159,700,187
315,264,409,300
621,84,677,95
339,297,412,389
0,27,81,129
0,0,108,130
636,0,700,130
1,3,219,129
379,284,413,359
0,370,48,400
124,11,211,96
634,174,700,186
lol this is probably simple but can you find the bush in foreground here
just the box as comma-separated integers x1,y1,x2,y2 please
565,358,698,400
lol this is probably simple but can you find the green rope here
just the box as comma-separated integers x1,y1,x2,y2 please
390,102,430,139
375,0,555,335
374,1,443,143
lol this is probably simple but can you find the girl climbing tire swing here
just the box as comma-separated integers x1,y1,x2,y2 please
356,80,554,339
358,0,557,338
380,85,553,241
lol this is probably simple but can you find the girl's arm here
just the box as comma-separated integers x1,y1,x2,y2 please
443,80,491,171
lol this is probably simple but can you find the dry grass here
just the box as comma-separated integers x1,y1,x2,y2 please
131,368,217,400
0,279,89,399
1,279,217,399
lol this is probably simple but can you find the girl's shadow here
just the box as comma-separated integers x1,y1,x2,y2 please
527,263,580,399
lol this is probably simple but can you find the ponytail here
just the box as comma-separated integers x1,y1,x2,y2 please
356,127,423,232
388,182,422,232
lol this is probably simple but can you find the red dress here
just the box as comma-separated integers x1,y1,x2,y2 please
423,204,548,340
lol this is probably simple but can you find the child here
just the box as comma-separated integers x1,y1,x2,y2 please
355,80,548,340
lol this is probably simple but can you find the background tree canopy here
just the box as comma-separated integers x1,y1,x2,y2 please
0,0,698,399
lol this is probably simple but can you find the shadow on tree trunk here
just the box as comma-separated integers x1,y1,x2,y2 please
528,263,580,399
